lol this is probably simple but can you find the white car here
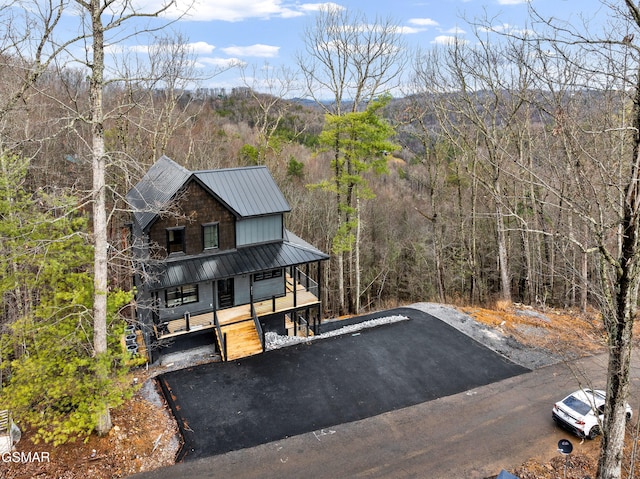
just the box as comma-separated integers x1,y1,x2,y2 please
552,389,632,439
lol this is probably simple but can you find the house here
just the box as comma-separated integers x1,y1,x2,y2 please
126,156,329,362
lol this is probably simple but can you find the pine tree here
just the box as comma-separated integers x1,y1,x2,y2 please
0,154,135,445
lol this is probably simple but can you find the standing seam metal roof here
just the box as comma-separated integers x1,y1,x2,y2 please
126,156,291,232
194,166,290,217
146,234,329,290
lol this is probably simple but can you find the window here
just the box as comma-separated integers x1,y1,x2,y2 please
253,269,283,282
203,223,219,250
165,285,199,307
167,227,185,254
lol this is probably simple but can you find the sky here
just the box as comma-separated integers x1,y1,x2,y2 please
35,0,612,95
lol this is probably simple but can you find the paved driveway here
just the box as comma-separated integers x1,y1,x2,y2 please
158,307,528,461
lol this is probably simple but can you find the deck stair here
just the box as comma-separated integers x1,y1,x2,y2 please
217,319,263,361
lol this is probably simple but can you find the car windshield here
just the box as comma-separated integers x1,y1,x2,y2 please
563,395,593,416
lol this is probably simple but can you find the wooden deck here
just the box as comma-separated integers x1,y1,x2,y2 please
154,278,320,360
217,320,263,361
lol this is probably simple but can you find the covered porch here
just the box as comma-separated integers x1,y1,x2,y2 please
155,279,320,339
154,268,322,361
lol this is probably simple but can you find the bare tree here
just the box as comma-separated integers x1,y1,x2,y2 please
412,34,536,305
70,0,195,435
297,5,406,314
473,6,640,476
238,62,302,168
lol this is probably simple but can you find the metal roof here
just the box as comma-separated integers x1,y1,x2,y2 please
126,157,291,231
145,232,329,290
195,166,290,217
126,155,191,231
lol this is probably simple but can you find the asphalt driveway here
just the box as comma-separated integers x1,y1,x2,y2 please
158,307,528,461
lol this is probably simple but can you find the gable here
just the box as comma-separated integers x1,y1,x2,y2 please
127,157,291,233
146,180,236,256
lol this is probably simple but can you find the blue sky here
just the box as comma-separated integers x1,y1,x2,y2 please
53,0,608,94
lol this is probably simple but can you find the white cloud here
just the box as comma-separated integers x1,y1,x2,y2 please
479,23,533,36
409,18,439,27
198,57,246,68
444,26,466,35
105,40,216,56
297,2,345,13
137,0,341,22
431,35,467,45
399,26,427,34
188,41,216,54
221,44,280,57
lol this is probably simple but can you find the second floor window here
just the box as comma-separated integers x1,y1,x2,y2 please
167,227,185,254
203,223,219,250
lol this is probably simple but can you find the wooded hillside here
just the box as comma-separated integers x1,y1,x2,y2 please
0,74,618,319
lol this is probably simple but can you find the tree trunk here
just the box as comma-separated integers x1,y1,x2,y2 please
581,246,588,313
495,191,512,304
355,196,361,313
336,253,345,315
596,60,640,479
89,0,111,436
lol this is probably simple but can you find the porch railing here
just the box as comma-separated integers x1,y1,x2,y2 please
251,303,265,350
213,309,227,361
294,267,319,297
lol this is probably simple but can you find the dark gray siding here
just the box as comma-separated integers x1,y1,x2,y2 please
252,275,285,301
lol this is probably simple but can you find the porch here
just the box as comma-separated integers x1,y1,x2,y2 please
153,271,321,361
155,281,320,340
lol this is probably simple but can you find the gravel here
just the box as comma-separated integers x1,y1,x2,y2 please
409,302,562,369
265,315,409,350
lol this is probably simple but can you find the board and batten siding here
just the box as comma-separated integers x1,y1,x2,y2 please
236,215,283,246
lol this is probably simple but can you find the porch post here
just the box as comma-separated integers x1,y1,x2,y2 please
305,308,310,337
250,274,254,309
292,266,297,308
212,282,217,322
317,261,323,334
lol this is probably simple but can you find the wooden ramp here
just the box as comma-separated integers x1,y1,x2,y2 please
218,320,263,361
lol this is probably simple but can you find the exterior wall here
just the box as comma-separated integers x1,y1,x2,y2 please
252,274,285,301
147,180,236,258
154,271,286,322
234,275,250,306
236,215,282,246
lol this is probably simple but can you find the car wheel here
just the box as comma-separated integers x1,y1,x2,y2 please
588,426,601,439
627,412,632,421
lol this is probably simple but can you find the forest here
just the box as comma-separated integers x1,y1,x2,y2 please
1,2,640,478
1,47,617,319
